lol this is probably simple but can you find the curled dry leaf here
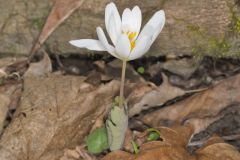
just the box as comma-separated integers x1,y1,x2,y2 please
102,125,240,160
123,129,134,153
142,74,240,135
94,60,146,83
0,74,120,160
128,74,185,117
101,150,134,160
60,145,96,160
196,142,240,160
0,94,10,134
24,52,52,77
0,57,28,79
147,58,200,80
0,78,23,134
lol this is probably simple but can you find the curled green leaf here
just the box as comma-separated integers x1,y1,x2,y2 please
131,141,139,154
85,127,109,154
147,128,161,141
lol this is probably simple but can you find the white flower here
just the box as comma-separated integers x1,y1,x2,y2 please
69,2,165,61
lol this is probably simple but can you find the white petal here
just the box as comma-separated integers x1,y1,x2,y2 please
150,10,165,43
128,36,152,60
96,27,120,59
115,34,131,60
107,13,120,45
105,2,121,45
122,8,133,31
69,39,106,51
136,25,155,43
131,6,142,35
138,10,165,43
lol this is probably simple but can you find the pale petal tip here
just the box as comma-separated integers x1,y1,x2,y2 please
106,2,116,8
157,10,165,17
132,5,140,11
69,40,76,46
96,26,101,32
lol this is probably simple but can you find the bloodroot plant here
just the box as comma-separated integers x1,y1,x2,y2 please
70,2,165,151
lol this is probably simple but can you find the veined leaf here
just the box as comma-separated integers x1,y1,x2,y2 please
106,104,128,151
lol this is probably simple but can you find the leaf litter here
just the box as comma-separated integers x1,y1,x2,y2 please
0,0,239,159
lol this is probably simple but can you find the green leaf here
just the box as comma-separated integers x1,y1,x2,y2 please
137,67,145,74
86,127,109,154
106,105,128,151
131,141,139,154
147,128,161,141
147,132,160,141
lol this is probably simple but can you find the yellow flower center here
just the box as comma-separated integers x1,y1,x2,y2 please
130,41,135,51
128,32,136,41
123,31,136,51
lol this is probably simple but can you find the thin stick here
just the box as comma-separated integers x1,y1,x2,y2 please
119,60,127,108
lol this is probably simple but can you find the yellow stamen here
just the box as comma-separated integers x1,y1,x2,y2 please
122,31,137,51
128,32,136,41
130,41,135,51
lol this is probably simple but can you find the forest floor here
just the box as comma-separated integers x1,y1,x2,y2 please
0,53,240,160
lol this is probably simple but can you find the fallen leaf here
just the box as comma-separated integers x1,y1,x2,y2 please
196,142,240,160
24,52,52,77
60,145,96,160
147,58,200,80
123,129,134,153
0,80,23,134
142,74,240,135
101,150,133,160
94,59,146,83
0,74,120,160
102,125,240,160
128,74,186,117
30,0,85,59
0,94,10,134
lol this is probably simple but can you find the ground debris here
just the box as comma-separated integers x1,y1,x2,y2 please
101,126,240,160
0,74,119,160
141,74,240,136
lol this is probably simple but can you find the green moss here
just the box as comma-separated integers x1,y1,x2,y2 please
235,17,240,33
186,24,201,33
208,38,231,55
30,18,45,30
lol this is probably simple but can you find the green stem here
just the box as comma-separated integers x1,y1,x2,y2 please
119,60,127,108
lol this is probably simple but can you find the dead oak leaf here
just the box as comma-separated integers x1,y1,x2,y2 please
128,74,186,117
102,126,240,160
30,0,85,58
142,74,240,134
24,52,52,77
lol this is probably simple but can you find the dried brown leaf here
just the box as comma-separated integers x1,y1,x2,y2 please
101,150,134,160
142,74,240,134
0,74,120,160
0,94,10,134
128,74,186,117
102,126,240,160
30,0,85,58
196,142,240,160
24,52,52,77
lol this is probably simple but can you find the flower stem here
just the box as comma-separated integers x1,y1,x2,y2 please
119,60,127,108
